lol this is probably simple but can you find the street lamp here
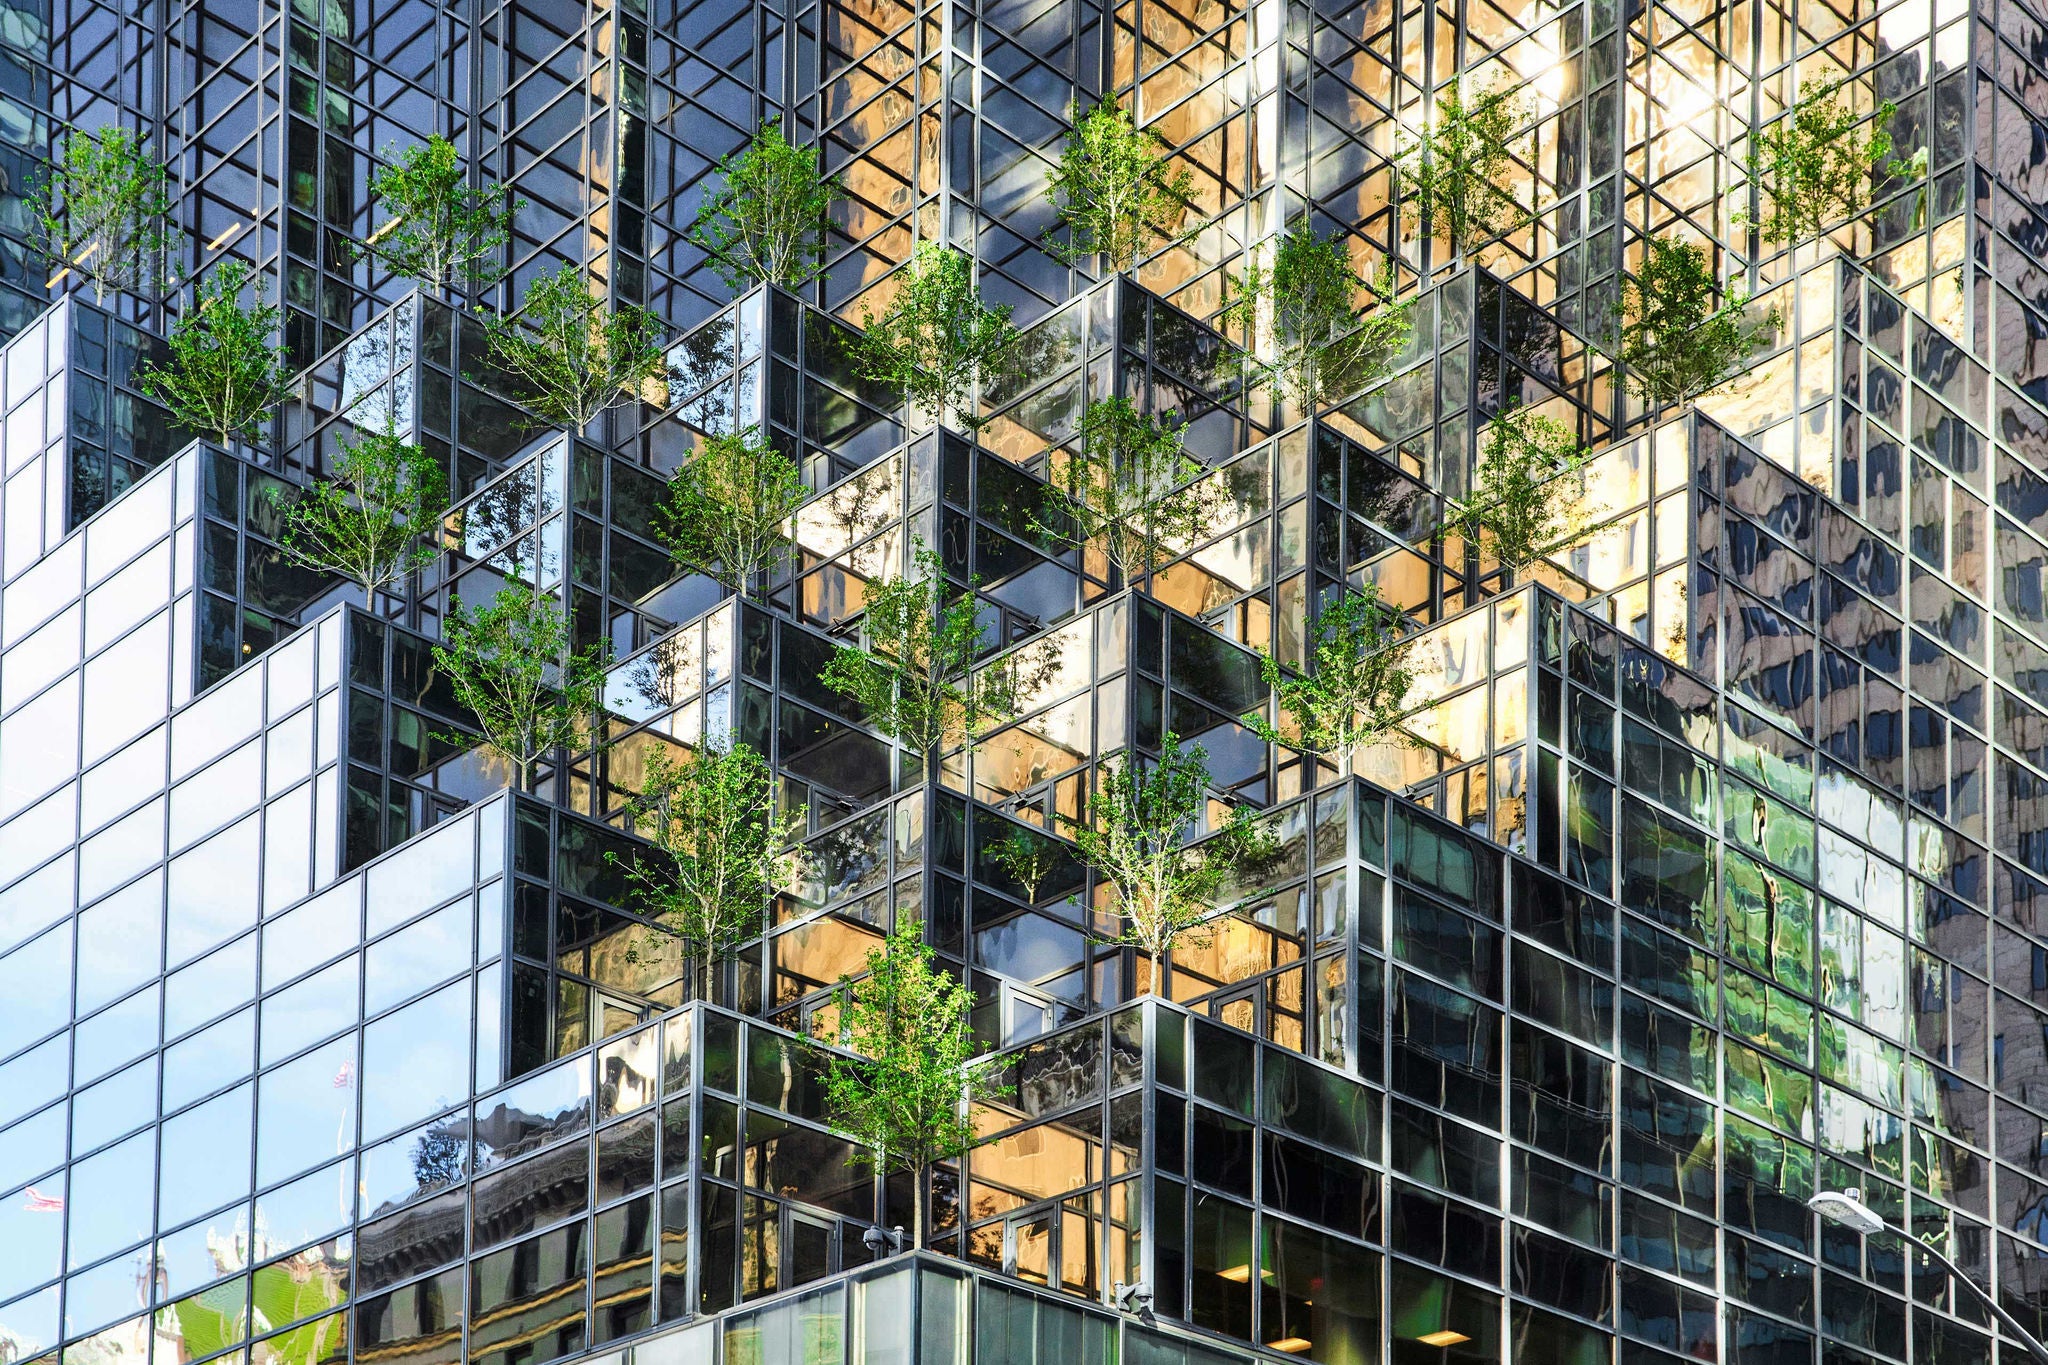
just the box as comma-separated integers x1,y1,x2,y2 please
1809,1189,2048,1364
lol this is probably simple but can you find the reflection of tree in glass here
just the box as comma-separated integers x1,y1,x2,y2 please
622,635,689,713
410,1126,465,1189
984,309,1082,418
989,825,1062,904
456,458,545,569
668,313,736,428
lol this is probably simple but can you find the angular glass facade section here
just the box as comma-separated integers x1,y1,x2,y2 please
15,0,2048,1358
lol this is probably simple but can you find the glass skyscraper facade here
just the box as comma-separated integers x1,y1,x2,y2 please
1,0,2046,1361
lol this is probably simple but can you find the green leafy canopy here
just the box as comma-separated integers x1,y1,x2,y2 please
1448,402,1591,574
687,119,840,290
612,742,806,996
853,243,1018,431
1399,81,1530,253
269,426,449,596
988,824,1065,905
1744,82,1914,246
432,586,609,791
1043,98,1197,272
821,546,1016,761
138,260,294,449
1615,236,1778,410
1066,733,1276,985
1033,396,1221,582
1244,584,1414,761
651,426,807,600
1221,227,1413,409
820,913,1009,1246
362,135,518,293
484,263,669,431
32,125,174,302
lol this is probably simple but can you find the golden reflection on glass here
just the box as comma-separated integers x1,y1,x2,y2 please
970,1121,1099,1210
973,696,1093,809
794,457,900,565
770,916,884,1006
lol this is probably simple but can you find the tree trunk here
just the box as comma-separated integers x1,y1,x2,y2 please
912,1163,927,1250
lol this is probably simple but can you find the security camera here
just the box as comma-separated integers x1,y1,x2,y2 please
862,1225,908,1258
1113,1281,1155,1321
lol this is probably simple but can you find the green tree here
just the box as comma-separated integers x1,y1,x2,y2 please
1448,403,1591,573
432,587,609,790
989,825,1063,905
138,261,293,448
854,243,1018,430
268,427,449,596
1043,98,1196,272
687,119,840,290
1067,733,1273,987
1243,584,1414,763
1744,83,1904,246
362,135,518,292
1615,236,1778,409
614,742,806,999
821,913,1007,1247
821,547,1013,763
1221,227,1413,408
1399,81,1529,252
651,426,807,599
32,125,174,303
1035,396,1220,582
485,263,669,431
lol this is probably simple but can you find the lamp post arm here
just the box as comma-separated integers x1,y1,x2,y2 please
1901,1230,2048,1365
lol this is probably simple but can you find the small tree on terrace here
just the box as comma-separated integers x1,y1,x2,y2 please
269,427,449,598
32,125,174,302
1243,584,1414,764
1448,403,1591,574
362,136,517,293
1043,98,1197,272
821,547,1014,764
1615,236,1778,410
687,119,840,291
432,586,609,791
614,742,806,1000
1744,82,1906,246
821,914,1008,1248
138,261,294,449
1034,396,1220,583
853,243,1018,430
485,263,669,431
651,426,806,599
1221,227,1413,409
1399,80,1530,253
1068,733,1274,988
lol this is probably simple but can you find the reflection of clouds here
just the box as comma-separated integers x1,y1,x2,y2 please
359,981,472,1143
